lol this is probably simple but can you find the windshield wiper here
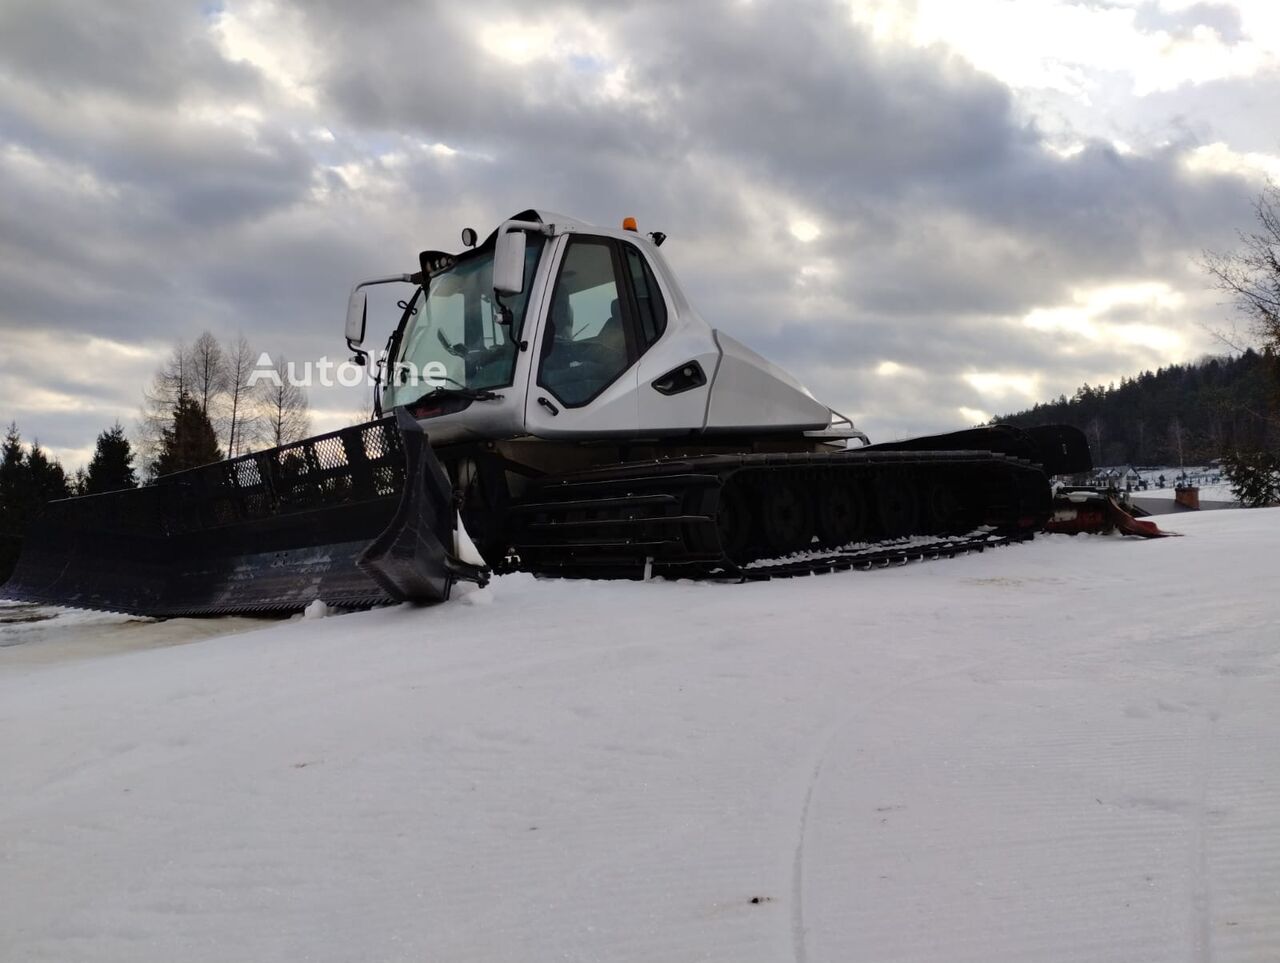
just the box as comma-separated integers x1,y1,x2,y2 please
410,383,504,405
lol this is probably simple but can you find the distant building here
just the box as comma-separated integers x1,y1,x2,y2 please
1089,465,1142,489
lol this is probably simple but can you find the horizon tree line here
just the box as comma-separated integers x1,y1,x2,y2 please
0,421,141,581
0,332,312,561
996,349,1280,467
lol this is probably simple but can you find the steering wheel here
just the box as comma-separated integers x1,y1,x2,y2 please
437,329,467,358
437,329,508,366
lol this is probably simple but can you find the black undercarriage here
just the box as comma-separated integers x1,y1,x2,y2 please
0,413,1088,616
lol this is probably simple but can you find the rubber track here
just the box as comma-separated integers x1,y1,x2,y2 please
504,448,1050,579
733,529,1034,581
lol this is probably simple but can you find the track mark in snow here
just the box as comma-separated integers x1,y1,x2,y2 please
786,654,1007,963
1190,704,1219,963
790,762,820,963
1192,706,1213,962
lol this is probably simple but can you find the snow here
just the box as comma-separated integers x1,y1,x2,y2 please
0,603,271,667
1129,465,1237,504
1136,482,1238,503
3,509,1279,962
302,599,331,620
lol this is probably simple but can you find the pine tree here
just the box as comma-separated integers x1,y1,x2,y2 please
26,443,71,503
141,334,267,461
0,429,70,582
0,423,25,581
0,423,29,535
998,352,1280,464
153,393,223,477
139,341,190,469
1222,450,1280,507
85,423,139,494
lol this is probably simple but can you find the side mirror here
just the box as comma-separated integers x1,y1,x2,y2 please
345,288,368,345
493,229,527,296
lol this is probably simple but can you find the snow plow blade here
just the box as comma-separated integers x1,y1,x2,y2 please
0,409,486,616
1046,488,1177,538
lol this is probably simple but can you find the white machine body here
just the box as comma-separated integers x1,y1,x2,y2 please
348,210,865,447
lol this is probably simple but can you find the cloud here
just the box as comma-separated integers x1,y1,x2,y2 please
0,0,257,105
1132,2,1246,44
868,0,1278,97
0,0,1272,463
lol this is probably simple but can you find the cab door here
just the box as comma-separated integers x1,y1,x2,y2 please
629,244,717,433
524,235,642,438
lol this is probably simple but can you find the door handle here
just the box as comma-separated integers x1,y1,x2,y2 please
651,361,707,396
537,397,560,416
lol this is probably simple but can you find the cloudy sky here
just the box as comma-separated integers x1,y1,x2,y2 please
2,0,1278,467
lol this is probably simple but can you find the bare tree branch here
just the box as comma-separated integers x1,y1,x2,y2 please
256,357,311,449
188,332,228,418
1201,181,1280,350
223,336,259,458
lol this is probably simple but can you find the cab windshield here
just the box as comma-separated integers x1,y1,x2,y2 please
387,236,544,406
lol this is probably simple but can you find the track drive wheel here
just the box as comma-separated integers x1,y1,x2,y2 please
760,479,812,555
716,484,752,563
873,471,921,538
815,478,867,548
920,476,965,533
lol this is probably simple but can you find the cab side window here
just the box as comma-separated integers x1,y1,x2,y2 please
623,244,667,349
539,238,635,407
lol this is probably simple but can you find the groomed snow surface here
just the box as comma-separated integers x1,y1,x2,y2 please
3,509,1278,962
